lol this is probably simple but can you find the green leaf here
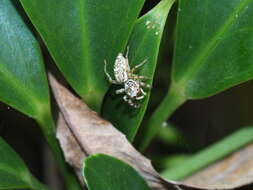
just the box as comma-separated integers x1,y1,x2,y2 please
0,1,81,189
20,0,145,111
140,0,253,150
102,0,175,141
0,137,51,190
152,154,191,171
162,126,253,180
172,0,253,99
0,0,49,119
83,154,150,190
0,170,27,189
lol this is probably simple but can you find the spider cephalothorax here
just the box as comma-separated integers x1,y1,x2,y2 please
104,47,151,108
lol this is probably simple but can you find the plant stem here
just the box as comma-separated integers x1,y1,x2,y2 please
138,84,186,151
37,111,81,190
161,126,253,180
158,122,200,150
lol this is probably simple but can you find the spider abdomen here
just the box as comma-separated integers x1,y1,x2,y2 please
114,53,130,83
124,79,140,98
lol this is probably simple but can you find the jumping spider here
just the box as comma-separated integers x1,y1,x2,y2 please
104,47,151,108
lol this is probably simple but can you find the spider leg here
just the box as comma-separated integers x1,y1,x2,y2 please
136,95,145,100
123,95,132,105
140,82,151,89
125,46,130,58
140,88,147,96
132,101,140,108
131,59,147,73
116,88,125,94
104,60,118,84
123,95,129,102
135,88,146,100
131,74,151,81
129,99,139,108
123,95,139,108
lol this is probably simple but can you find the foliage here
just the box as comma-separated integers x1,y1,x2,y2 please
20,0,145,111
0,137,51,190
0,0,253,189
102,0,175,141
83,154,150,190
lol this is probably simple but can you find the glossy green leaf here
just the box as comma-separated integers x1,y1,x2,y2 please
0,0,49,119
83,154,150,190
102,0,175,141
172,0,253,99
0,137,51,190
140,0,253,150
20,0,145,111
0,1,81,189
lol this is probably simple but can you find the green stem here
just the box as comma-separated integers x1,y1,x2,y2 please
158,122,200,150
138,85,186,151
37,111,81,190
161,126,253,180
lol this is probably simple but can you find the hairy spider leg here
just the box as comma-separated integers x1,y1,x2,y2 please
131,59,147,73
135,88,146,100
104,60,119,84
116,88,125,94
125,46,130,58
140,88,147,96
130,74,151,81
140,81,151,89
123,95,139,108
136,95,145,100
123,95,128,102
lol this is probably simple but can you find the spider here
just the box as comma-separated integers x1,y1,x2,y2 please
104,47,151,108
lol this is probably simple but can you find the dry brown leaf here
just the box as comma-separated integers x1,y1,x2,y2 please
56,114,86,183
183,143,253,189
48,73,252,190
49,73,185,190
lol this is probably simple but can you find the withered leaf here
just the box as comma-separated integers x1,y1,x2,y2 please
49,73,182,190
48,73,253,190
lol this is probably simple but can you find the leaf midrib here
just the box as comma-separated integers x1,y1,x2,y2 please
175,0,251,89
78,0,92,93
1,2,47,118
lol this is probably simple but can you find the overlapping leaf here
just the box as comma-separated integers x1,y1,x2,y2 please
20,0,145,111
83,154,150,190
0,0,49,118
102,0,175,141
172,0,253,99
0,2,81,189
141,0,253,150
